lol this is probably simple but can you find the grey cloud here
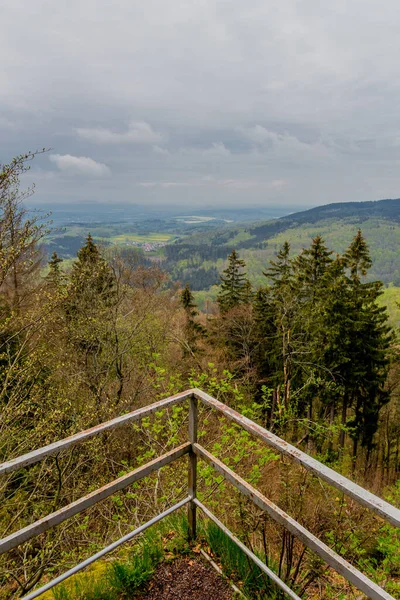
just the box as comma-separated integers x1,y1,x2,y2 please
76,122,163,145
2,0,400,206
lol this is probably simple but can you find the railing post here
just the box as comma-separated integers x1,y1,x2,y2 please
188,394,198,540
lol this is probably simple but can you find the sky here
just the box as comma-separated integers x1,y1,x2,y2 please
2,0,400,209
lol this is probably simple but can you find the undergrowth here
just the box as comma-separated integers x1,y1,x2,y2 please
205,520,287,599
47,511,295,600
50,514,190,600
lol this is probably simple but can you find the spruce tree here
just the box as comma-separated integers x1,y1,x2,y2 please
70,234,115,300
256,243,301,426
217,250,250,313
46,252,64,286
294,235,333,300
341,231,391,457
343,229,372,282
264,241,292,286
180,283,205,354
65,235,117,358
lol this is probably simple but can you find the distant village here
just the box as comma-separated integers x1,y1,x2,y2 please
124,240,168,252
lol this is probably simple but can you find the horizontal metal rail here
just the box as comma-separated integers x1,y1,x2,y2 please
0,389,192,477
21,497,191,600
0,443,190,555
194,443,395,600
193,388,400,529
2,389,399,530
195,499,302,600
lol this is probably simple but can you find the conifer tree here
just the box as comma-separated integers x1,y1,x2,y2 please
70,234,115,301
264,241,292,286
217,250,250,313
340,231,391,457
292,236,335,441
180,283,205,354
294,235,333,300
64,235,119,408
256,243,300,425
343,229,372,282
46,252,64,286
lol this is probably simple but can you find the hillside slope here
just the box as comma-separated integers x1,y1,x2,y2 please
167,198,400,291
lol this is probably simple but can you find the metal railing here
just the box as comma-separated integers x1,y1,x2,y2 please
1,388,399,600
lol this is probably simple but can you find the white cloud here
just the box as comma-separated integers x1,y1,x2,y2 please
202,143,231,157
76,121,163,145
179,143,231,157
238,125,331,164
238,125,278,145
49,154,111,177
152,145,169,155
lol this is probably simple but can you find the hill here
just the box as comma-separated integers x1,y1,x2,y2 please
166,199,400,293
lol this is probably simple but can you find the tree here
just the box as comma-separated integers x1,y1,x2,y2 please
0,150,49,309
180,283,206,356
217,250,250,313
340,231,392,458
64,235,119,410
256,243,303,429
46,252,65,286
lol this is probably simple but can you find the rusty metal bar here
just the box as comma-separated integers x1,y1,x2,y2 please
194,443,395,600
0,443,190,555
0,390,194,477
195,499,302,600
188,395,198,540
21,496,191,600
193,388,400,529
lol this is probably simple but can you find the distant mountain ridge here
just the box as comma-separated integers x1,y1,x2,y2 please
236,198,400,249
279,198,400,223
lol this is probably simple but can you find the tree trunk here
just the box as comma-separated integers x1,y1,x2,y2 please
339,395,348,451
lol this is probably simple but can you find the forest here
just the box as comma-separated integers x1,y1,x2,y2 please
1,152,400,599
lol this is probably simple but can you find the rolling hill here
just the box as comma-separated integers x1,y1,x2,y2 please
165,199,400,323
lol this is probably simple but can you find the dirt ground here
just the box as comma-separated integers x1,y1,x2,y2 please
137,556,234,599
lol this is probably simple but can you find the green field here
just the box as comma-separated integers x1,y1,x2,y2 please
103,232,173,244
378,285,400,328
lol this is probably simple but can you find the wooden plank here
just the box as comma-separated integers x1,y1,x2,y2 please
0,390,194,476
22,497,191,600
0,443,190,555
194,443,395,600
193,388,400,529
188,396,198,540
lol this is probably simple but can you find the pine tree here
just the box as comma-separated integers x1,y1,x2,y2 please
46,252,64,286
180,283,206,355
70,234,115,299
64,236,119,408
343,229,372,282
294,235,333,298
255,243,301,427
264,241,293,286
340,231,392,458
217,250,250,313
293,237,335,443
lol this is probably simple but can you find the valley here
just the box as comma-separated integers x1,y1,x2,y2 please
43,199,400,325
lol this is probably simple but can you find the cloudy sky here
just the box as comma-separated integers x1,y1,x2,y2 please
2,0,400,208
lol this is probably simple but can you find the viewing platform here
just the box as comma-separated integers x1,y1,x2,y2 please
1,389,399,600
